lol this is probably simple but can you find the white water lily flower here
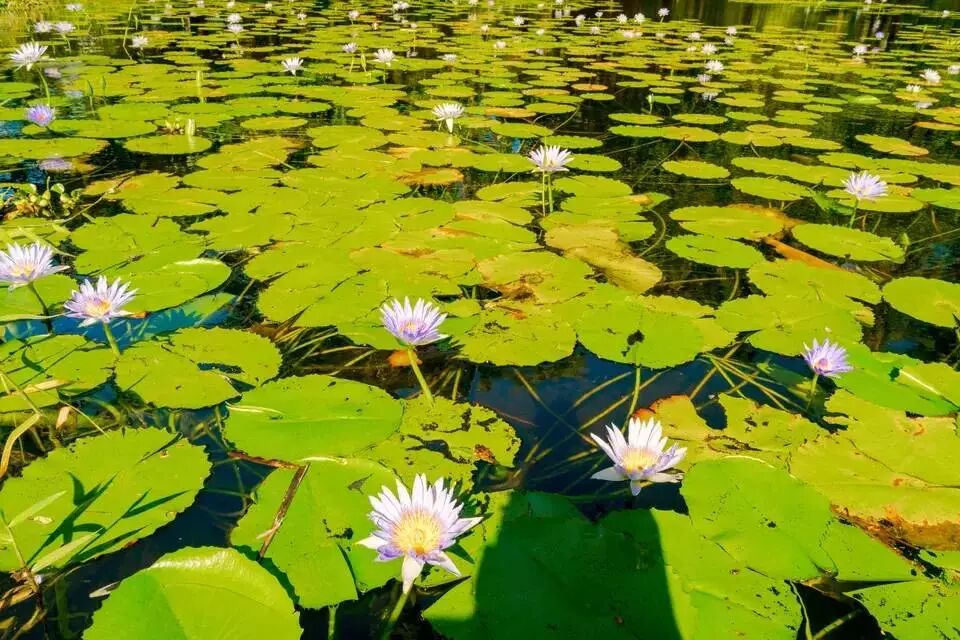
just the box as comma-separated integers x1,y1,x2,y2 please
227,23,243,33
348,9,359,20
34,21,53,33
843,171,887,201
616,13,627,23
726,26,737,36
281,56,303,75
528,144,573,172
432,102,464,132
343,42,357,54
853,44,868,57
226,12,242,23
358,475,482,594
591,417,687,495
64,276,137,326
949,65,960,75
513,15,524,26
920,69,941,84
634,12,646,23
10,42,49,70
904,84,921,94
131,35,149,49
0,242,68,289
54,21,75,34
705,59,724,73
701,43,717,55
374,48,395,65
658,7,669,17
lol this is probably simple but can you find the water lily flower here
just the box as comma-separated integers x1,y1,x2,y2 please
264,1,272,9
591,417,687,495
64,276,136,326
281,56,303,75
948,65,960,75
297,11,307,21
34,21,53,33
843,171,887,201
0,242,68,289
589,25,600,35
432,102,464,132
702,91,718,101
852,43,868,57
131,35,149,49
10,42,48,70
529,144,572,173
25,104,55,127
358,475,482,594
39,157,73,172
381,297,447,347
574,14,585,26
54,21,75,34
227,23,243,33
688,31,701,40
943,9,951,18
658,7,669,18
374,48,395,66
904,83,921,94
441,53,457,63
697,73,712,84
875,31,884,39
634,12,646,23
494,39,506,49
726,26,737,36
480,23,490,33
617,13,627,23
65,3,82,10
227,12,242,23
513,15,524,26
705,59,724,73
701,43,717,55
802,338,852,378
921,69,941,84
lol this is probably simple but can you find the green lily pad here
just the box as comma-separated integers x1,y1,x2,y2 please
666,235,765,268
115,328,280,409
86,547,300,640
0,429,210,571
791,224,905,263
883,277,960,328
225,374,402,463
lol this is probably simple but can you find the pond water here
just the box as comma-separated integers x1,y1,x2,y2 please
0,0,959,638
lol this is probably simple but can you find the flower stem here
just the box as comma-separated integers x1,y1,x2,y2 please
37,70,50,104
806,373,819,411
102,321,122,357
26,283,52,333
379,584,410,640
848,202,858,227
540,171,546,215
406,348,433,402
547,173,554,213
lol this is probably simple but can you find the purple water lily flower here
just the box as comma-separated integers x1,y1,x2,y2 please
357,474,482,594
381,297,447,346
64,276,136,326
802,338,853,378
25,104,55,127
0,242,68,288
591,417,687,495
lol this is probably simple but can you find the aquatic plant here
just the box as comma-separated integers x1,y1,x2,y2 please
590,417,686,495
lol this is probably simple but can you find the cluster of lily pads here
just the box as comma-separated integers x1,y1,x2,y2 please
0,0,959,638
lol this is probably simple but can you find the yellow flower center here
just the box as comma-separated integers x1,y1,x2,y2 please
10,264,36,278
392,509,443,556
815,357,831,371
402,321,420,334
84,298,113,318
621,448,658,475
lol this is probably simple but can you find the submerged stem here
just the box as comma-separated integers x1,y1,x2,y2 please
806,373,819,411
406,348,433,402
